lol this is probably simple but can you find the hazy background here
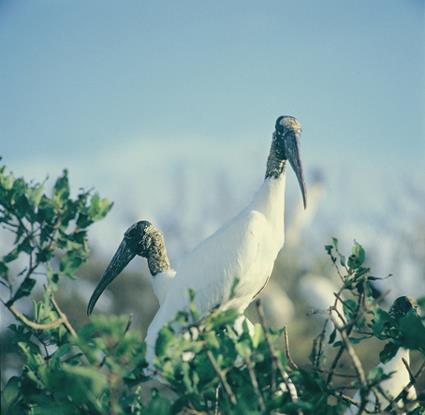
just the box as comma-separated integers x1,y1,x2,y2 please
1,0,425,387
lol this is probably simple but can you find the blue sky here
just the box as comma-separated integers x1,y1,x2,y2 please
0,1,424,260
1,0,423,162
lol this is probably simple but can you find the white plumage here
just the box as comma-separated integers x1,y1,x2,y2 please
144,176,287,357
88,115,307,364
344,347,416,414
298,273,345,330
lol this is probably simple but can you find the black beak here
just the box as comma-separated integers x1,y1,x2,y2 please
87,239,136,315
285,130,307,209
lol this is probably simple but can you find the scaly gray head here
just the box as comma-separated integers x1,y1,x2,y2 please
87,220,170,315
266,115,307,208
389,296,419,320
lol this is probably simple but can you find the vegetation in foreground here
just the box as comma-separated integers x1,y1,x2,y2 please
1,164,424,414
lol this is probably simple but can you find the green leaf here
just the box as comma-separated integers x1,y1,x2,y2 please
379,342,399,363
417,297,425,310
42,364,107,407
0,260,9,278
1,376,20,410
398,311,425,351
252,323,264,348
37,195,56,224
53,170,70,204
146,390,172,415
28,183,44,208
367,366,392,383
59,249,87,278
372,308,390,337
0,172,15,190
17,236,33,254
11,277,36,302
205,331,220,349
347,241,365,270
155,326,175,358
342,299,357,321
88,193,113,222
328,328,337,344
3,248,19,263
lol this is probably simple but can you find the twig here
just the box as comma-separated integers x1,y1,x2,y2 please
329,314,368,414
7,304,64,331
50,296,77,337
327,292,364,386
206,350,236,406
330,315,367,387
99,314,133,367
283,326,298,370
326,343,345,385
214,384,221,415
255,300,276,391
256,300,302,415
243,354,266,412
401,358,415,384
333,392,375,414
311,320,328,368
316,368,358,379
384,360,425,412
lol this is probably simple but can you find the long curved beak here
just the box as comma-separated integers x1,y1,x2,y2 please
87,239,136,315
285,130,307,209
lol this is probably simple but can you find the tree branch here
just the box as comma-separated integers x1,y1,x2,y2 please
206,350,236,406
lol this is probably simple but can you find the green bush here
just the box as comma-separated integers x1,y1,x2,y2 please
1,164,424,414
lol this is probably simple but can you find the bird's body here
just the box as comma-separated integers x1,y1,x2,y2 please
345,297,419,414
298,273,345,328
87,115,307,365
145,174,286,353
345,347,416,415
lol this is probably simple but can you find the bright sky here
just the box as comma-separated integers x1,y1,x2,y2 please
1,0,424,160
1,1,424,266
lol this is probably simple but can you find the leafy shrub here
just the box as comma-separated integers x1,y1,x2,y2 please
1,163,424,414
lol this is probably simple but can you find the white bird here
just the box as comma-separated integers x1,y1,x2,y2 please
87,115,307,362
286,169,324,248
260,280,295,327
298,273,345,332
344,296,418,415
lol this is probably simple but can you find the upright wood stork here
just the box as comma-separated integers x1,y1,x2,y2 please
87,115,307,362
345,296,418,414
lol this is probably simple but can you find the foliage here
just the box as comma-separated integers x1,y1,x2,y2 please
1,163,424,414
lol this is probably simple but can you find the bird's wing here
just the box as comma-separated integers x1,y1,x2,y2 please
162,210,269,317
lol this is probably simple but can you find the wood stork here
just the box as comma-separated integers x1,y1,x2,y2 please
344,296,418,414
87,115,307,362
298,273,345,332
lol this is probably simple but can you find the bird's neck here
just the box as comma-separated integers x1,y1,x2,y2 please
249,136,287,222
145,232,171,276
252,172,286,226
265,132,286,180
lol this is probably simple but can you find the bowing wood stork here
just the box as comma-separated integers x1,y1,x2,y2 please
87,115,307,362
344,296,418,414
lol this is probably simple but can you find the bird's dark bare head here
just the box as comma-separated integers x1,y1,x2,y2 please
275,115,302,135
124,220,155,257
269,115,307,208
87,220,169,315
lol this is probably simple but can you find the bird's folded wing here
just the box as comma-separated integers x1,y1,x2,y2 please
165,210,268,315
